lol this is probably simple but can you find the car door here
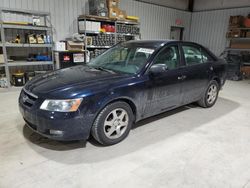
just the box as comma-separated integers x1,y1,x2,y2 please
143,44,186,116
179,44,213,104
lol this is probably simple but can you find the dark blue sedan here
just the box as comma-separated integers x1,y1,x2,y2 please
19,40,227,145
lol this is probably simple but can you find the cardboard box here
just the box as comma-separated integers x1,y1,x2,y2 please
0,54,4,63
91,21,101,32
109,7,119,19
230,41,250,49
229,15,244,27
54,42,66,51
86,37,93,46
227,29,242,38
79,21,92,31
107,0,119,8
118,10,127,20
246,31,250,38
66,41,84,51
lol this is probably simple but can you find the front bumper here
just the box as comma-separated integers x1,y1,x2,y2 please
19,91,94,141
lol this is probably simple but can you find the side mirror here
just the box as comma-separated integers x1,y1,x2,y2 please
149,64,168,75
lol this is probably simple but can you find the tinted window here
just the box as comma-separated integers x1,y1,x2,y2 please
182,45,203,66
153,46,179,70
201,49,214,63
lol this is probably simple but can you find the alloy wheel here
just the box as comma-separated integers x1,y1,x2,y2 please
103,108,129,139
207,84,218,104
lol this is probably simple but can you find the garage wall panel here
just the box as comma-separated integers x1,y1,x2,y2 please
190,7,250,56
120,0,191,40
0,0,191,41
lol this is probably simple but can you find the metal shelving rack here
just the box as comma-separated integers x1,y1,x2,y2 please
77,15,141,62
0,8,54,88
225,26,250,52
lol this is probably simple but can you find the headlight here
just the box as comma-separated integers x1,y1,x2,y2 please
40,98,83,112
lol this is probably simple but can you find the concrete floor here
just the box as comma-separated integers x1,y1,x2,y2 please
0,80,250,188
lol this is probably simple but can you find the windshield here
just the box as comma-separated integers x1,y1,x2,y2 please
88,43,155,74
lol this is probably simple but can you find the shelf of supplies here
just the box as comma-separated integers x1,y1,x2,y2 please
2,24,51,31
116,20,139,25
117,33,138,36
2,43,53,48
78,15,116,23
225,48,250,52
86,45,111,49
228,37,250,40
1,8,50,16
7,61,53,67
229,27,250,30
84,30,115,35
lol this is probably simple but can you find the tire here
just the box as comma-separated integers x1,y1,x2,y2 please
91,101,134,146
198,80,219,108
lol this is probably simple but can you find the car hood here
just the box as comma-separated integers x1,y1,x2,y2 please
24,65,129,98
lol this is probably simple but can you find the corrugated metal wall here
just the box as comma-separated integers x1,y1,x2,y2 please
120,0,191,40
0,0,191,41
190,7,250,56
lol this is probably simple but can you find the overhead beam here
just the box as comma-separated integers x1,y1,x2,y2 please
134,0,190,12
188,0,194,12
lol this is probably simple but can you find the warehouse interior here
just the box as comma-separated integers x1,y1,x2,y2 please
1,0,250,187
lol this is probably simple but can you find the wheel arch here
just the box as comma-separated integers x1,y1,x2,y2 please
105,98,137,119
212,77,221,89
91,96,138,125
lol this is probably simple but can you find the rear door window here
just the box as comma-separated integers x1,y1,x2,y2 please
182,45,203,66
201,49,214,63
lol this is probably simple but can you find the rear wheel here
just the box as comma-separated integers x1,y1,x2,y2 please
198,80,219,108
91,101,134,146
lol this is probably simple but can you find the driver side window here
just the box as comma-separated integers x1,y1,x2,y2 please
153,46,179,70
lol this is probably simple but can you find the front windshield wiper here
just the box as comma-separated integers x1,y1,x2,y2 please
92,66,116,74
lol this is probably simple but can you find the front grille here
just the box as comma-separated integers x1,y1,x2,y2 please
21,88,38,107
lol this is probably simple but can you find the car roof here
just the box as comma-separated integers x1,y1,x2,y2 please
125,40,171,48
125,40,201,49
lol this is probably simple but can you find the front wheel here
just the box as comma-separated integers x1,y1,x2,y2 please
91,101,134,146
198,80,219,108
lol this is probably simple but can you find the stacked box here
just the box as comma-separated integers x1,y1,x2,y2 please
226,29,242,38
118,10,127,20
229,16,244,27
79,21,101,32
0,54,4,63
107,0,120,19
246,31,250,38
107,0,119,8
230,40,250,49
89,0,108,17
